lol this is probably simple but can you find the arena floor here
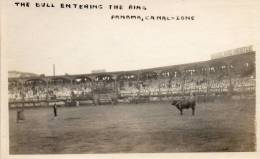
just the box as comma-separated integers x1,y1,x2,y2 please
9,100,256,154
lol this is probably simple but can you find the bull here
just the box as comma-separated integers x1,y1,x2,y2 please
171,98,196,116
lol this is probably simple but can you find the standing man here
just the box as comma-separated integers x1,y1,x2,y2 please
17,108,25,123
53,103,58,117
17,93,26,123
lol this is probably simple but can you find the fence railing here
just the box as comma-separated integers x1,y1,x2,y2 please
9,85,255,104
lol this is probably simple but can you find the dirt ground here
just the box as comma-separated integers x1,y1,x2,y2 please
9,100,256,154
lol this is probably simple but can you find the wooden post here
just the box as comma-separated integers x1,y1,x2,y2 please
46,78,49,106
181,70,185,96
206,64,210,102
227,62,233,97
114,76,118,103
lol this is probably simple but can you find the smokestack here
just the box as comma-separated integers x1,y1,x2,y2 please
53,64,55,76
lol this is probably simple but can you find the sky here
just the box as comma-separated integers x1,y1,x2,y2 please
3,0,258,75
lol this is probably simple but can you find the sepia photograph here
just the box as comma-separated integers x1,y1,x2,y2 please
1,0,259,158
8,46,256,154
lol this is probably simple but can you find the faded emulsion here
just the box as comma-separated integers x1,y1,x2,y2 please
8,46,256,153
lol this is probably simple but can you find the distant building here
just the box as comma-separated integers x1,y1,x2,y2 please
91,69,106,74
8,71,38,78
211,45,253,60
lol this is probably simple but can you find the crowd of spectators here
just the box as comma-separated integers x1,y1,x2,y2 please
8,80,93,101
8,74,255,101
232,76,255,92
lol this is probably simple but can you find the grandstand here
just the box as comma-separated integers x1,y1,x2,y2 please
8,46,255,107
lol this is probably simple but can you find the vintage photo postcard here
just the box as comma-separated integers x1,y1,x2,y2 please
1,0,260,159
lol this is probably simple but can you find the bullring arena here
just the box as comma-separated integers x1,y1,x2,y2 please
9,46,256,153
